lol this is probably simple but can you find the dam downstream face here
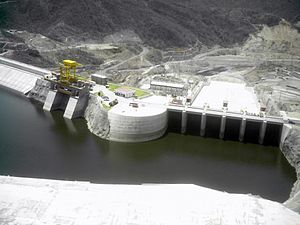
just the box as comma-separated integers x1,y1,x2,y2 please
0,89,296,202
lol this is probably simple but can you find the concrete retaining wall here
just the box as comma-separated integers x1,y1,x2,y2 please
108,104,168,142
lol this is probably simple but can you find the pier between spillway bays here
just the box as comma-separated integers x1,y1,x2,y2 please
168,105,286,146
0,56,295,145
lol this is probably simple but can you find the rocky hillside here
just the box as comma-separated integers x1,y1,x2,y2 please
6,0,300,48
242,20,300,57
282,125,300,213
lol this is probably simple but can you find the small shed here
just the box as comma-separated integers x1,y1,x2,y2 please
91,74,108,85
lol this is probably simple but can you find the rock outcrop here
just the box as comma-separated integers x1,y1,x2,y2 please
242,20,300,58
282,125,300,213
84,95,110,139
9,0,300,48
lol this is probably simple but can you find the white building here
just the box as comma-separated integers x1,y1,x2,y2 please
115,87,135,98
91,74,108,85
150,81,187,96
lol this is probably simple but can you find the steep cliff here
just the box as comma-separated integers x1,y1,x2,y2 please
84,95,110,139
282,125,300,213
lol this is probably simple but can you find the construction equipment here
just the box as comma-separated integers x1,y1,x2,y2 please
59,60,82,85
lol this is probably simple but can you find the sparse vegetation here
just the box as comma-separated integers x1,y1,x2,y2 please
9,0,299,49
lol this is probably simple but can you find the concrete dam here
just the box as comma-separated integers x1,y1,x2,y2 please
0,56,300,220
167,106,284,146
0,57,293,145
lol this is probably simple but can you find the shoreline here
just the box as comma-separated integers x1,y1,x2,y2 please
0,57,299,213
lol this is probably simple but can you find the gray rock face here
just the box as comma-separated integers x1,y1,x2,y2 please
84,95,110,139
9,0,300,48
27,78,51,103
282,126,300,213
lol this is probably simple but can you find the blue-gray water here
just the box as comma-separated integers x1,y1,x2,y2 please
0,88,296,202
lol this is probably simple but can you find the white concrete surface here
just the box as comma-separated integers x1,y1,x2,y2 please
0,64,39,94
64,95,89,119
0,176,300,225
0,57,49,76
43,90,60,111
108,102,167,142
139,95,169,106
192,81,260,113
64,97,79,119
89,85,169,142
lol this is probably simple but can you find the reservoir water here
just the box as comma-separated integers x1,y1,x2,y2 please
0,88,296,202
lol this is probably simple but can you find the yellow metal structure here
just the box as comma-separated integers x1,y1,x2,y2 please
59,60,82,84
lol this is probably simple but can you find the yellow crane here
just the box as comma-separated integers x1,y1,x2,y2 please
59,60,82,84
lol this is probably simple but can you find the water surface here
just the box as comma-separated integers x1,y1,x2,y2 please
0,88,296,202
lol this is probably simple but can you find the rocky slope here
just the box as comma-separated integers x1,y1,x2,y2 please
7,0,300,48
84,95,110,139
242,20,300,58
282,125,300,213
240,21,300,115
